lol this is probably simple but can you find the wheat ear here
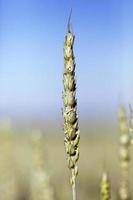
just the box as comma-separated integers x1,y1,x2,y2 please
63,16,80,200
30,132,54,200
100,172,111,200
118,106,131,200
128,103,133,145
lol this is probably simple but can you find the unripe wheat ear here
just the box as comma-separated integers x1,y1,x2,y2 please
100,172,111,200
63,11,80,200
118,105,131,200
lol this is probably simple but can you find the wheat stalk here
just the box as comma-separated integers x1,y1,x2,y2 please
100,172,111,200
63,12,80,200
118,105,131,200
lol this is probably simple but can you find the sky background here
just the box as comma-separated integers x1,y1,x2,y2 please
0,0,133,121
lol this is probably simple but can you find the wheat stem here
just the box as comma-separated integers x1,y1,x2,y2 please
72,184,77,200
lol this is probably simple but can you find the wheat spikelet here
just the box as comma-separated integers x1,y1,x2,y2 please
118,105,131,200
100,172,111,200
63,14,80,200
30,131,54,200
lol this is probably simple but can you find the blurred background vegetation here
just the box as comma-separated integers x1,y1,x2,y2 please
0,118,133,200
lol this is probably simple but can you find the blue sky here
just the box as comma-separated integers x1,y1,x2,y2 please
0,0,133,119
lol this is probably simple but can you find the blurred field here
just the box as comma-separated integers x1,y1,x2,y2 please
0,121,133,200
45,134,133,200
